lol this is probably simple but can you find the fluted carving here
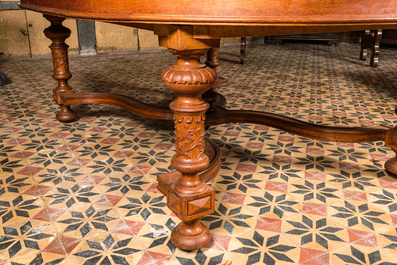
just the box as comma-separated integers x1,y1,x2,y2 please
162,67,215,85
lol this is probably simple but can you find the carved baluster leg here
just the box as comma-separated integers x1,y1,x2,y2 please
162,48,216,250
43,15,77,122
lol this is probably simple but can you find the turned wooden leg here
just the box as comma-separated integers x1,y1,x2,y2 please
43,14,77,122
161,48,216,250
205,47,228,92
203,48,227,111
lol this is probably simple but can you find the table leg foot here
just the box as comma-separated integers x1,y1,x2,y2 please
385,158,397,175
171,219,211,251
56,106,77,122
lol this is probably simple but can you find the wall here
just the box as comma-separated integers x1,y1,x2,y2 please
1,6,241,58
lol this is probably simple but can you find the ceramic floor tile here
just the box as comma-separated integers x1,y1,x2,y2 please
0,173,35,195
115,191,172,223
287,178,344,205
329,244,397,265
282,213,349,252
367,188,397,214
328,199,391,232
53,204,121,240
227,229,300,265
0,193,44,225
1,42,397,264
0,218,57,260
202,202,257,237
68,232,146,265
42,180,103,210
376,226,397,258
244,189,303,219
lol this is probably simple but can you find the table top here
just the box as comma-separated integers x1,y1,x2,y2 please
19,0,397,40
19,0,397,26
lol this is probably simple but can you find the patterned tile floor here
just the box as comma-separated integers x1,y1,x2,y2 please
1,42,397,265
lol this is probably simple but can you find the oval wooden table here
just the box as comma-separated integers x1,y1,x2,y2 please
19,0,397,251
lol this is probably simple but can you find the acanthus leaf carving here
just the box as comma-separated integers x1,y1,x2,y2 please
174,114,205,161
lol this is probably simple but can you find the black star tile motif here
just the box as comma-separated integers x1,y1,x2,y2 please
16,128,55,139
0,157,24,173
258,163,302,183
0,174,33,195
330,200,389,231
0,220,54,259
369,189,397,214
215,172,264,193
21,138,62,152
87,157,132,175
117,192,168,221
329,170,378,191
290,180,340,203
75,144,115,159
361,162,391,178
33,166,85,186
332,245,397,265
2,42,397,265
138,218,177,253
229,230,299,265
0,194,42,224
44,183,100,208
58,123,92,134
56,205,117,238
294,155,336,171
0,144,18,157
10,117,46,128
202,203,254,235
246,191,300,218
72,233,143,265
264,141,303,156
117,138,157,151
327,147,368,162
239,130,279,143
175,250,226,265
284,215,346,250
101,174,151,194
103,126,140,138
130,149,171,166
66,133,105,146
231,149,270,164
10,253,65,265
29,150,72,167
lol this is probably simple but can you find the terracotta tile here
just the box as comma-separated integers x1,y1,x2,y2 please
3,43,397,264
299,248,328,264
